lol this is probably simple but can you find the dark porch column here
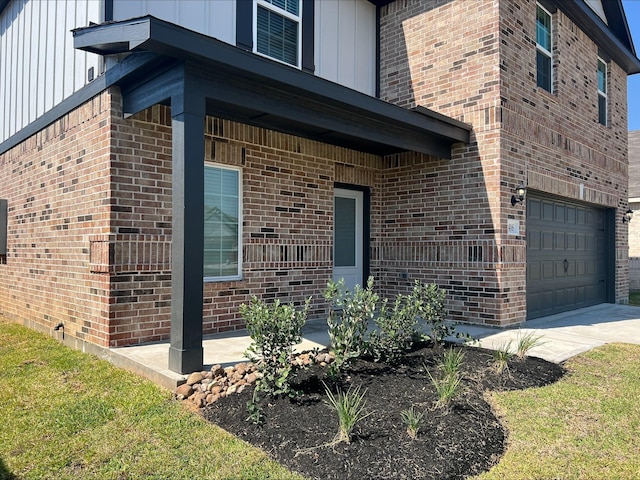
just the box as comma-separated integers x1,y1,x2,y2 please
168,79,205,374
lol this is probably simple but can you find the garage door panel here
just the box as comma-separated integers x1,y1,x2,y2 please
527,194,608,319
542,261,554,279
528,261,541,281
528,230,540,250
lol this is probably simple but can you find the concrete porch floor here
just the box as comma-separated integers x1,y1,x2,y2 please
106,303,640,390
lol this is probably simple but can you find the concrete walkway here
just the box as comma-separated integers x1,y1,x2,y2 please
107,303,640,389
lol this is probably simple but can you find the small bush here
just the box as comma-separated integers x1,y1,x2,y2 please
407,281,470,346
323,382,372,444
324,277,378,375
240,295,311,398
400,406,426,440
368,292,421,364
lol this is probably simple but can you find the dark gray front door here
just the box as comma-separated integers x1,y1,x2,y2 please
526,194,608,319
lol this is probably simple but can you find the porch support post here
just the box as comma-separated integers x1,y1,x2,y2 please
168,69,205,374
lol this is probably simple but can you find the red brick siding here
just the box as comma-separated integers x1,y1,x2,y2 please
378,0,629,322
0,90,114,345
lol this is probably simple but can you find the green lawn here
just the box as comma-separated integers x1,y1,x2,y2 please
629,291,640,306
0,318,302,480
474,343,640,479
2,318,640,479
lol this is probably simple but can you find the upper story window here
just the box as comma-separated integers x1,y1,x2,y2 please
254,0,301,67
597,57,608,126
204,163,242,281
536,4,553,93
237,0,314,72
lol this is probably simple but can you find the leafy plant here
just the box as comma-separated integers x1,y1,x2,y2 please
406,281,471,346
438,348,465,378
324,277,378,375
515,331,545,359
400,406,425,440
323,382,372,444
492,341,514,374
240,296,311,398
368,292,421,364
246,388,264,425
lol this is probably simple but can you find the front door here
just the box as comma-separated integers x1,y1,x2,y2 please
333,188,363,291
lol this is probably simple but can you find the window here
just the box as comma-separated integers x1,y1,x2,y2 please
204,164,242,281
536,4,553,92
254,0,301,67
597,57,607,126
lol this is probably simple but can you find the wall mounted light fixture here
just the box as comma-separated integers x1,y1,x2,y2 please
623,208,633,223
511,182,526,206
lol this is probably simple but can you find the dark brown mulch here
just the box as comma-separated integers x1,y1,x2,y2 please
202,344,566,480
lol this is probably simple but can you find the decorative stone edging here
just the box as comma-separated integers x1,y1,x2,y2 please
174,351,335,408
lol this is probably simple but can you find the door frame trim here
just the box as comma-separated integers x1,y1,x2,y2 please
335,182,370,284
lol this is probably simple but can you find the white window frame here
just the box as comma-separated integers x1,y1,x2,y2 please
253,0,303,68
203,162,243,283
597,57,608,126
536,3,553,93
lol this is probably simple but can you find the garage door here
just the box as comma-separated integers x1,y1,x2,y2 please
526,194,609,319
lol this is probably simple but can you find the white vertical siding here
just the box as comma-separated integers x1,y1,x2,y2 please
0,0,102,144
112,0,236,45
315,0,376,96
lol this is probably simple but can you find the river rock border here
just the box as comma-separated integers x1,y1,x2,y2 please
174,351,335,409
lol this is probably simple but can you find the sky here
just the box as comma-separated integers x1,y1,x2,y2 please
624,0,640,131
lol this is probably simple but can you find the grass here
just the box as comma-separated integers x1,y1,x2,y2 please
323,382,372,444
629,291,640,306
475,343,640,480
0,318,303,480
2,318,640,479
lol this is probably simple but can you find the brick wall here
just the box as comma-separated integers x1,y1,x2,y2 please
0,90,114,345
379,0,629,323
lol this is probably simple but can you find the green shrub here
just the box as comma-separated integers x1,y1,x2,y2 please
368,292,421,364
323,382,372,444
240,296,311,398
324,277,378,374
410,281,450,345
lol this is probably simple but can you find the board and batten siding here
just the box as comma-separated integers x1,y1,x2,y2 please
113,0,375,96
0,0,102,144
112,0,236,45
315,0,376,96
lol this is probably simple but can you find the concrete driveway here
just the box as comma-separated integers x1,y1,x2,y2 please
458,303,640,363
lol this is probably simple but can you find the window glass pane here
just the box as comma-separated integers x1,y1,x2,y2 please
598,94,607,125
597,60,607,93
257,5,299,66
204,165,240,278
537,50,551,92
264,0,299,16
536,6,551,52
335,197,356,267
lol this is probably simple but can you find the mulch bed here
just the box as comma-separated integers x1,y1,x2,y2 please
202,343,566,480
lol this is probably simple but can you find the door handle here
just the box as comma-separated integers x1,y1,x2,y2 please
564,259,569,274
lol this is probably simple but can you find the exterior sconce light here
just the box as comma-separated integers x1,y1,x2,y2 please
511,182,526,206
623,208,633,223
